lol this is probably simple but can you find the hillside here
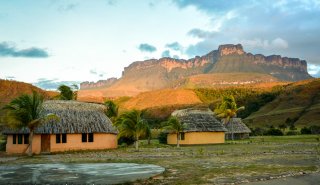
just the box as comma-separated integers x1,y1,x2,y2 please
0,79,57,108
244,78,320,128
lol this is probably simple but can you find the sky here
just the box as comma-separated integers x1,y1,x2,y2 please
0,0,319,89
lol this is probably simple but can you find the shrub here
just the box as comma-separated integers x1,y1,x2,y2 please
286,130,300,135
264,128,284,136
118,136,135,146
300,127,312,134
250,127,266,136
158,132,168,144
310,126,320,134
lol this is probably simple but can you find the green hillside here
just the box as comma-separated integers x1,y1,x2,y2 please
244,78,320,128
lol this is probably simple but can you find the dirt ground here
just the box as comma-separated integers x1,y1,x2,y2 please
0,135,319,184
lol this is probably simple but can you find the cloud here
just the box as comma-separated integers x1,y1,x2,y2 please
175,1,320,65
241,38,288,50
90,69,107,77
107,0,117,6
58,3,78,12
33,78,80,90
161,50,171,58
0,42,49,58
307,64,320,77
139,43,157,53
188,29,217,39
165,42,182,51
138,43,157,53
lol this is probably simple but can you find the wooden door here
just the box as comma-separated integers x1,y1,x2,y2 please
41,134,50,153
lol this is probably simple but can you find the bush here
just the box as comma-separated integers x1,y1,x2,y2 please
301,127,312,134
118,136,135,146
250,127,266,136
310,126,320,134
286,130,300,135
264,128,284,136
158,132,168,144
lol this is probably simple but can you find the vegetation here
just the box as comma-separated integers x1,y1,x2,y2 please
104,100,118,122
2,91,58,156
57,85,78,100
214,95,244,140
162,116,184,147
115,110,149,151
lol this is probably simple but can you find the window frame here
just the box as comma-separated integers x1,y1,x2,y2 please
62,134,67,143
24,134,29,144
88,133,94,142
18,134,23,144
56,134,61,143
180,132,185,140
13,134,16,144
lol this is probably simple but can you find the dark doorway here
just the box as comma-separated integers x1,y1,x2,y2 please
41,134,50,153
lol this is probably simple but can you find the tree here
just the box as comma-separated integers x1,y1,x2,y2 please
104,100,118,122
115,110,148,151
214,95,244,140
278,124,287,133
162,116,184,147
3,91,58,156
57,85,74,100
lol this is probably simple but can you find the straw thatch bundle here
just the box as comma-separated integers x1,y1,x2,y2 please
172,108,227,132
3,100,117,134
223,118,251,134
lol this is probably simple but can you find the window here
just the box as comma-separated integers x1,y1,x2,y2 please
82,133,87,142
82,133,94,143
24,134,29,144
56,134,67,143
180,132,185,140
18,134,23,144
62,134,67,143
88,133,94,142
13,134,16,144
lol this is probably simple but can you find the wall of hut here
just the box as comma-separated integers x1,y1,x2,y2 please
167,132,225,145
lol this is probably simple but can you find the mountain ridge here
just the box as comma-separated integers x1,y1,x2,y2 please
79,44,312,98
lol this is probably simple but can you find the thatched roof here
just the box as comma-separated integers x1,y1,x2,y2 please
172,108,227,132
3,100,118,134
223,118,251,134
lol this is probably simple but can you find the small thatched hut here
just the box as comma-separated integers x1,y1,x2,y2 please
167,109,227,145
3,100,118,154
223,118,251,140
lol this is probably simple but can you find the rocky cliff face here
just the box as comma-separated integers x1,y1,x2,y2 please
82,44,312,92
121,44,310,82
80,78,117,89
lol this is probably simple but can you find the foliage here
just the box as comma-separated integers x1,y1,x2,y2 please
162,116,184,147
286,130,300,135
158,132,168,144
264,128,284,136
2,91,58,156
57,85,78,100
104,100,118,121
250,127,266,136
115,109,149,151
310,125,320,134
300,127,312,134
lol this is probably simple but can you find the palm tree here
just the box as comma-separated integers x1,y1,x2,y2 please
214,95,244,140
162,116,184,147
115,110,148,151
3,91,58,156
104,100,118,122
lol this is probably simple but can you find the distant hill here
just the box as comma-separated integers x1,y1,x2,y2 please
244,78,320,128
0,79,57,108
79,44,312,98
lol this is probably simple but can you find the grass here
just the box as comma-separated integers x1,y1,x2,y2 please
0,135,319,184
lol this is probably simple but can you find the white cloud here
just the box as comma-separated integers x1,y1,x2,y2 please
241,38,288,50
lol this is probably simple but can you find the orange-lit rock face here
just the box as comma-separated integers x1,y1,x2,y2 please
218,44,244,56
159,58,209,72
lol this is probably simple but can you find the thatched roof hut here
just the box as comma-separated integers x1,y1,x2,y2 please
172,108,227,132
3,100,117,134
223,118,251,134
